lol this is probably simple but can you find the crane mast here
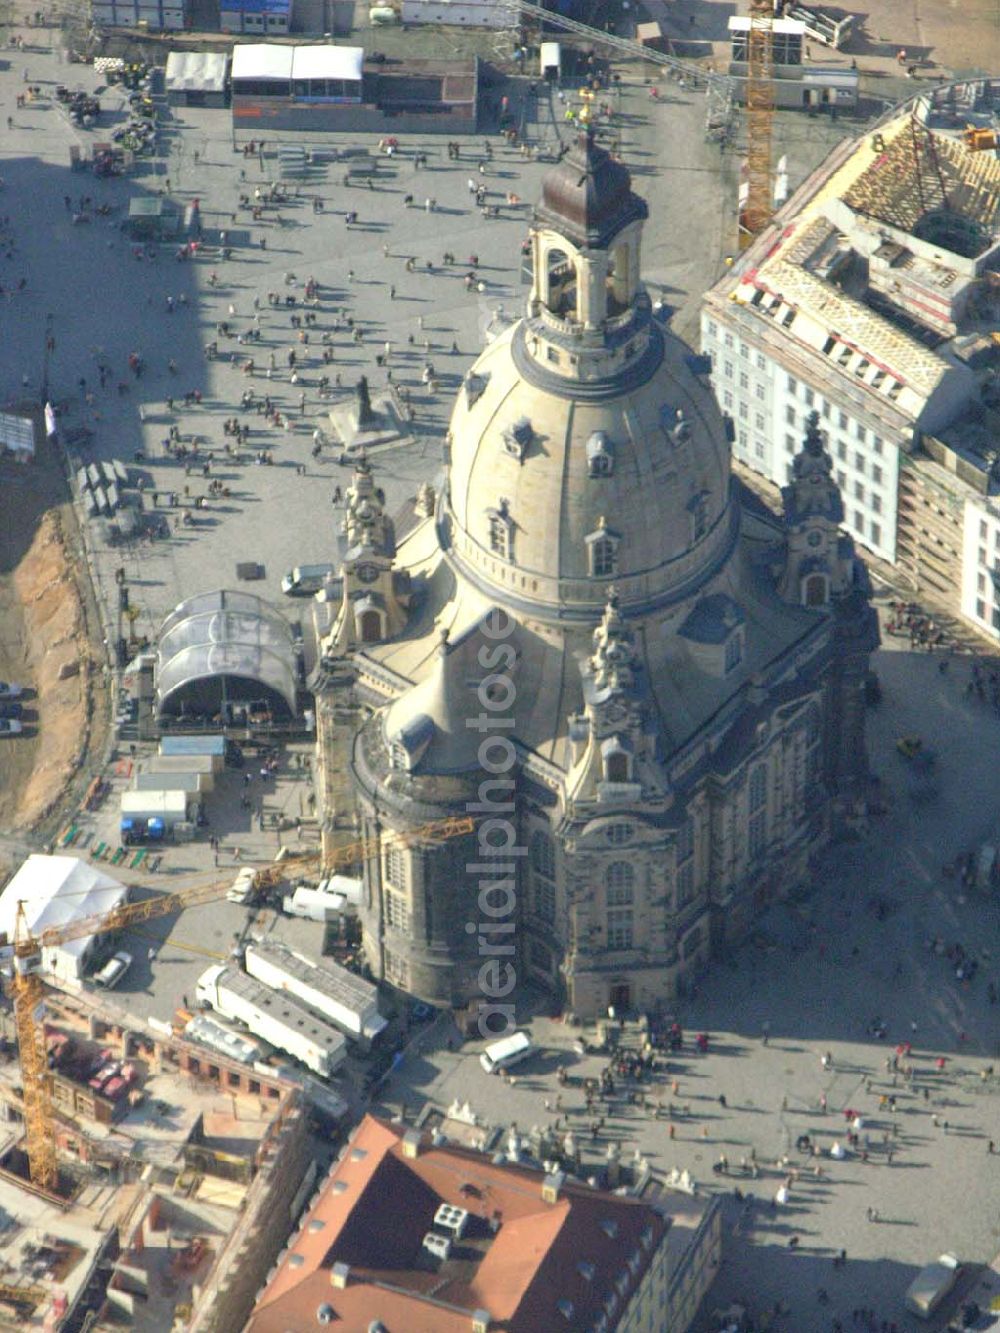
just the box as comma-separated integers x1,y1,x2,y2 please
742,0,776,240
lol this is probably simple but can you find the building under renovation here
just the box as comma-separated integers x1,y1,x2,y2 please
702,78,1000,638
0,984,312,1331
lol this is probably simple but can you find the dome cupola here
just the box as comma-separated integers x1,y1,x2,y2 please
536,131,648,250
437,131,736,624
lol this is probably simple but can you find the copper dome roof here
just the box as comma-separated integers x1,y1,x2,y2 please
535,131,648,248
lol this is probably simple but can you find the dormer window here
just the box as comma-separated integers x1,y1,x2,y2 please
586,518,620,577
464,370,489,408
502,416,533,461
587,431,614,478
688,492,708,542
487,500,514,561
602,739,633,784
802,572,829,607
724,630,743,673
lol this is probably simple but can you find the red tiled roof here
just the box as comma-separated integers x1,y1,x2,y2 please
247,1115,668,1333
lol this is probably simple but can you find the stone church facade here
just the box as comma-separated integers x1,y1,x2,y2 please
310,134,878,1020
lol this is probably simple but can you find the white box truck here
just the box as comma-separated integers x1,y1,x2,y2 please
244,941,386,1047
159,734,226,772
146,754,217,792
195,964,347,1078
904,1254,960,1319
282,885,345,921
281,563,336,597
133,771,205,796
120,789,190,833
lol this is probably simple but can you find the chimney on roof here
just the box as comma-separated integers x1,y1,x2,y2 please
330,1262,351,1290
401,1129,423,1159
541,1170,565,1204
472,1311,492,1333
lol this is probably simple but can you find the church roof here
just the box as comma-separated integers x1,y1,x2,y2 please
337,132,833,785
678,593,745,645
535,131,648,248
443,321,734,620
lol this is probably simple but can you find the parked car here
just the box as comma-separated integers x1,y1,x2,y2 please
103,1064,138,1101
0,719,22,737
93,950,132,989
0,682,23,699
0,702,22,720
88,1061,121,1092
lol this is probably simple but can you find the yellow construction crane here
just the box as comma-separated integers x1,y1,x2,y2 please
741,0,776,243
12,815,474,1191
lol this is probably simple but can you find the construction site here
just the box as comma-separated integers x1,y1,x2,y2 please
0,981,312,1332
0,795,470,1331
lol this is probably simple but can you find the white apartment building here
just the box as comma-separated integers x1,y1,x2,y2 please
700,313,902,562
963,497,1000,638
702,77,1000,636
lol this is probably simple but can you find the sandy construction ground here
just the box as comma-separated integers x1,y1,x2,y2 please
0,435,108,840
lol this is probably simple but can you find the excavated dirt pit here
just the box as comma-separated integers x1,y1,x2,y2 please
0,441,108,843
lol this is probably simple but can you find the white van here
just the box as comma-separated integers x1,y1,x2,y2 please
904,1254,960,1319
480,1030,534,1074
94,951,133,989
281,564,336,597
227,867,258,904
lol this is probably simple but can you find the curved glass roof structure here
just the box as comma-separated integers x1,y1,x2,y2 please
157,590,297,719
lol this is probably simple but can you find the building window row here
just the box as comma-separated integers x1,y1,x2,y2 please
385,888,411,933
384,948,410,988
607,908,633,950
385,846,407,890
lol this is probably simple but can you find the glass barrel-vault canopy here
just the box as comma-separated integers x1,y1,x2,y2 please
156,589,297,720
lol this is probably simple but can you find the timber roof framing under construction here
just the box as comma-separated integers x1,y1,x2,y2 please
708,88,1000,424
843,118,1000,247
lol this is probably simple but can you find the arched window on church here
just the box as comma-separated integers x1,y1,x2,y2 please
591,534,617,578
605,750,630,783
359,609,382,644
606,862,634,949
804,573,828,607
805,700,823,782
606,861,634,905
487,502,514,562
489,515,510,558
530,830,556,922
749,763,767,813
545,247,576,319
748,763,768,861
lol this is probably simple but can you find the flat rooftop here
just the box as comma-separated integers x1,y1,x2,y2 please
212,966,349,1058
247,938,378,1010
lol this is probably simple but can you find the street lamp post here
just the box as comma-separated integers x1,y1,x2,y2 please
40,312,54,406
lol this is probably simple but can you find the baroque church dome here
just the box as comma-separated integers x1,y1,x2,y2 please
314,128,878,1020
440,133,736,622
